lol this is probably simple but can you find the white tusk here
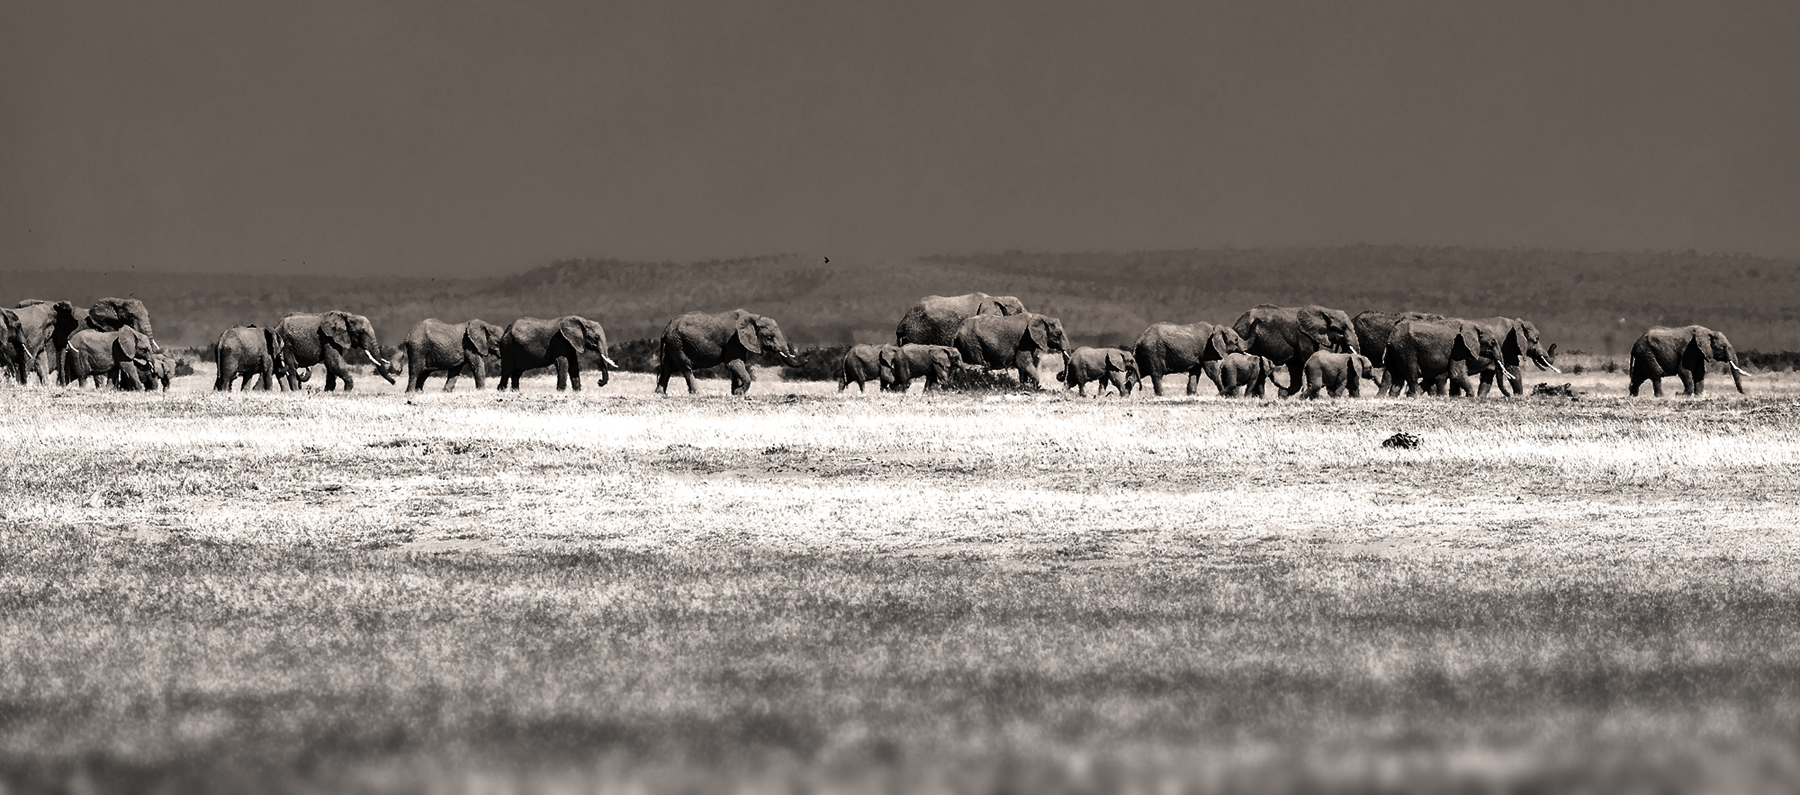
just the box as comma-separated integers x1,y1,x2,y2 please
602,355,619,368
1731,363,1751,377
1545,363,1561,374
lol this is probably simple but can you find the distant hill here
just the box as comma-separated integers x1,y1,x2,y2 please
5,246,1796,356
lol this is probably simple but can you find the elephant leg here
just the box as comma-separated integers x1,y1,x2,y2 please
469,358,486,390
1149,373,1165,397
553,358,569,391
566,357,582,392
1476,371,1494,397
322,347,352,391
1283,361,1303,398
1690,371,1705,396
1185,371,1201,396
727,359,753,395
1677,368,1696,396
444,364,464,392
654,366,671,395
682,369,699,394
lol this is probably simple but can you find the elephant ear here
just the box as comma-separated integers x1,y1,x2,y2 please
1688,327,1714,362
1205,328,1230,361
465,324,496,357
321,312,353,349
1027,316,1048,350
263,328,280,356
1297,309,1335,352
736,312,763,355
1453,323,1479,360
557,317,588,351
1105,350,1127,373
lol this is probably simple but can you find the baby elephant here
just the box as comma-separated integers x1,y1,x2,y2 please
1301,351,1375,399
1058,347,1139,396
1206,352,1278,398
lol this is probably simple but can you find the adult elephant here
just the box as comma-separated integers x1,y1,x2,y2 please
0,308,22,384
1058,347,1138,396
84,297,159,351
952,312,1067,388
497,316,617,392
1205,352,1280,398
277,311,397,392
1353,310,1444,394
13,300,83,384
655,309,799,396
403,318,506,392
1232,305,1358,398
1383,318,1501,398
215,325,304,391
1133,322,1246,396
61,328,153,389
881,344,963,392
1629,325,1749,397
895,293,1028,347
1467,317,1559,396
838,344,892,392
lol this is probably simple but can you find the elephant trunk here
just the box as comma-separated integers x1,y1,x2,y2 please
595,352,611,387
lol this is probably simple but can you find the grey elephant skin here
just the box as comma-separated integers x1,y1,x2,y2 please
953,312,1067,388
1467,317,1559,396
655,309,798,396
498,316,617,392
404,318,507,392
1232,305,1358,397
1205,352,1279,398
277,311,396,392
215,325,303,391
61,328,153,389
883,344,962,392
1135,322,1245,396
1058,347,1138,396
1629,325,1748,396
0,308,23,384
1299,352,1374,399
838,344,893,392
895,293,1027,347
12,300,84,384
137,353,176,392
84,297,159,350
1383,318,1500,397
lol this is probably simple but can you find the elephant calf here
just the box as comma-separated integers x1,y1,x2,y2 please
838,344,892,392
1300,351,1374,399
61,328,153,389
1204,352,1279,398
1058,347,1138,396
883,344,962,392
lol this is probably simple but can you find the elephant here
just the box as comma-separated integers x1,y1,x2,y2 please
1133,322,1246,396
12,300,84,384
1057,347,1138,396
276,311,397,392
215,325,306,391
655,309,799,396
1299,351,1374,399
497,316,618,392
0,308,22,384
1465,317,1560,396
1232,304,1358,397
1629,325,1749,397
952,312,1068,388
1353,310,1444,393
895,293,1028,347
1382,318,1501,398
84,297,159,351
60,328,153,389
881,344,963,392
1204,352,1280,398
136,352,176,392
838,344,892,392
402,318,506,392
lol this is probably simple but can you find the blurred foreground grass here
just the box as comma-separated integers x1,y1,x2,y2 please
3,383,1800,792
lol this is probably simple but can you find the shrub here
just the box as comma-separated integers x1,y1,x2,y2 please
781,345,854,382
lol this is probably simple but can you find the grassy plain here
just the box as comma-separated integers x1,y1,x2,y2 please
3,364,1800,793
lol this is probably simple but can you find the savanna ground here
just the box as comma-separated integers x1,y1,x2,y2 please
3,359,1800,793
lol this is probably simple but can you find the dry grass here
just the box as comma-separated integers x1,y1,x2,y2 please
3,366,1800,793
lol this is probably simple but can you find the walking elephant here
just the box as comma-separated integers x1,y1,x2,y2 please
655,309,799,396
1205,352,1280,398
881,344,962,392
1133,322,1246,396
952,312,1067,388
497,316,617,392
1629,325,1748,397
215,325,303,391
895,293,1028,347
1382,318,1501,398
12,300,84,384
403,318,506,392
61,328,153,389
0,308,22,384
84,297,159,350
1467,317,1559,396
1232,305,1358,397
276,311,397,392
135,353,176,392
1299,351,1374,399
1058,347,1138,396
838,344,892,392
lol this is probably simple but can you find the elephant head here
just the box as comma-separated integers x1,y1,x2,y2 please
1118,354,1142,394
465,320,505,359
1023,314,1067,353
1688,326,1748,393
736,311,800,367
559,316,619,387
1499,319,1559,374
1205,326,1246,362
87,297,158,351
1449,320,1497,364
1298,306,1357,355
320,311,397,384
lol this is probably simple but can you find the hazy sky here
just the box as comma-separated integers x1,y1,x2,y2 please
4,0,1797,276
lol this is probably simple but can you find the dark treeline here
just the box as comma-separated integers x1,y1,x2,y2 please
5,246,1796,356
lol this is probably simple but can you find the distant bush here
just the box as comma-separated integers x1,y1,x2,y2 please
173,358,196,377
1739,350,1800,372
609,338,660,373
781,345,854,382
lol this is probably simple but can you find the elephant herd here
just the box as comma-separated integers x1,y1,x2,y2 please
0,292,1754,399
